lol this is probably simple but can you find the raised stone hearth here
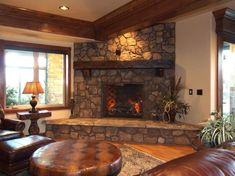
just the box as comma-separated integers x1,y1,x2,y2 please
45,118,201,145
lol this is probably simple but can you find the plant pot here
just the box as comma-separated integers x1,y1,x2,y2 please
164,111,176,123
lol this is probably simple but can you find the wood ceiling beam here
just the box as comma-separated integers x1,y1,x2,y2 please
0,3,95,39
0,1,230,41
213,8,235,43
94,0,227,40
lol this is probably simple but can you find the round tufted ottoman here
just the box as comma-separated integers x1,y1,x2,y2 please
30,140,122,176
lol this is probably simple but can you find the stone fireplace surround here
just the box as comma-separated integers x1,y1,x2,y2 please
73,23,175,119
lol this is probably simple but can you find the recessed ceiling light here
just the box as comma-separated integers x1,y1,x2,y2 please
59,5,69,11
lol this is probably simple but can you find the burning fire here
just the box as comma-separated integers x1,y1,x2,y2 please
128,99,141,114
107,98,116,111
106,97,142,115
135,102,141,113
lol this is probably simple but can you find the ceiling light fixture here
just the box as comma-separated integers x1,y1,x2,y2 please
59,5,69,11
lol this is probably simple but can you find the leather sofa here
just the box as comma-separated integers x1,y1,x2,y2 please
0,104,25,141
136,141,235,176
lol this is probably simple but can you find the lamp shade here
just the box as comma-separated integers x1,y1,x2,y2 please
22,81,44,95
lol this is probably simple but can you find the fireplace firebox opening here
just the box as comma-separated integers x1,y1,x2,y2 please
103,84,143,118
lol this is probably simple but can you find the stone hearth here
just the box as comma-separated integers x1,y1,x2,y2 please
45,118,201,145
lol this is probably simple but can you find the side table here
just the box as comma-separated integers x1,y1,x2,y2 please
16,110,51,135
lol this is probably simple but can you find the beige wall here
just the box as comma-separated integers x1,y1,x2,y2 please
175,12,217,124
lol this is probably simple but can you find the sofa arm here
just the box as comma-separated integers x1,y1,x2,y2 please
2,119,25,132
136,148,235,176
217,140,235,151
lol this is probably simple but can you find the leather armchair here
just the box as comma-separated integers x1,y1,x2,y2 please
2,118,25,131
0,104,25,142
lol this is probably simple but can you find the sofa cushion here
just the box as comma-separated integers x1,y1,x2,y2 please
0,130,21,142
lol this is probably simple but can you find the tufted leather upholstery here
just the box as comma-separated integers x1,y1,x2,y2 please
0,135,54,175
0,130,22,142
137,148,235,176
0,104,25,142
217,140,235,151
0,104,4,129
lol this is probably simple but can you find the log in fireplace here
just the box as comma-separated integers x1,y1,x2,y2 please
103,84,143,118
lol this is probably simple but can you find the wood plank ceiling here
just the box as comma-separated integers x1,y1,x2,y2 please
0,0,228,41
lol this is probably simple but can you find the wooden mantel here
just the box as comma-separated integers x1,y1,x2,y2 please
74,60,173,70
73,59,174,77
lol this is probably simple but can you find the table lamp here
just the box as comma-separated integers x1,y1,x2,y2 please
22,81,44,113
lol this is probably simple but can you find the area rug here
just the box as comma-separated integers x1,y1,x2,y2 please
0,145,163,176
118,145,163,175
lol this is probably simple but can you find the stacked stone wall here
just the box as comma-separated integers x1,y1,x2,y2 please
73,23,175,118
46,124,199,145
47,54,64,104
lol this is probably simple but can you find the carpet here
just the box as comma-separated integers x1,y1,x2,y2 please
118,145,163,175
0,145,163,176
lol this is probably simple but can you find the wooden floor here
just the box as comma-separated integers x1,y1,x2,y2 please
113,143,195,162
55,138,195,162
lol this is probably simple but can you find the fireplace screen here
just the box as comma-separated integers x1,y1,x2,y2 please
103,84,143,118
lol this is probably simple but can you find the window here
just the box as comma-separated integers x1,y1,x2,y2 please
221,42,235,114
214,8,235,114
0,40,71,111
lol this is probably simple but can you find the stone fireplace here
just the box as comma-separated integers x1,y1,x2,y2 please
102,83,143,118
45,22,201,146
73,23,175,119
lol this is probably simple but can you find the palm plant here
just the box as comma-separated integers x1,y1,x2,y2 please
200,112,235,147
163,77,190,123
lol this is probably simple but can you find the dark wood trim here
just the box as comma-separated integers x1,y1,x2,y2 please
0,40,5,107
74,60,173,78
2,40,71,54
0,3,95,39
213,8,235,43
5,106,70,114
64,52,72,108
213,8,235,113
0,1,227,41
0,40,72,110
74,60,173,70
94,0,225,40
216,36,224,112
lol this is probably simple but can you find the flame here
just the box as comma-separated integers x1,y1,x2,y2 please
107,98,116,111
135,102,141,113
128,99,141,114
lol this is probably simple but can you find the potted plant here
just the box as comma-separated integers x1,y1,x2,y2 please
162,77,190,123
200,112,235,147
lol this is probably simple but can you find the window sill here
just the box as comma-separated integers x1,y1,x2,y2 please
4,105,69,114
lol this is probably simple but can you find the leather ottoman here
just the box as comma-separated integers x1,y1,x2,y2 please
0,135,54,176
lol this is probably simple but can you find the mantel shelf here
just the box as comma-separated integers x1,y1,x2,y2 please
73,60,174,70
